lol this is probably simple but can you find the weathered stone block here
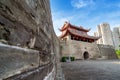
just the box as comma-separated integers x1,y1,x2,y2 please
0,43,39,79
0,0,54,51
0,0,60,79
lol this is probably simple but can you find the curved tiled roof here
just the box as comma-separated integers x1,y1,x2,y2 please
60,28,101,40
59,22,90,32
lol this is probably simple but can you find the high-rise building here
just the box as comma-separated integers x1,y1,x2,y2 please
94,23,120,50
95,23,114,46
113,27,120,49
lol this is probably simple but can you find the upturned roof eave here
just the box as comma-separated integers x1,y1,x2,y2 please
59,22,90,32
60,29,101,40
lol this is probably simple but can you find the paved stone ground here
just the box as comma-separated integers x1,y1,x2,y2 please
62,60,120,80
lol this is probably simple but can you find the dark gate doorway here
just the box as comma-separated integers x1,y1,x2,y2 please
83,51,89,60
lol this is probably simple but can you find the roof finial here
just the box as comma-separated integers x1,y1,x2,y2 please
65,21,67,23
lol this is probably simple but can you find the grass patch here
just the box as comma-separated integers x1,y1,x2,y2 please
116,50,120,59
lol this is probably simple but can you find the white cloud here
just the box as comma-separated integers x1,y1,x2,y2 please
72,0,87,8
53,18,71,36
51,3,120,36
52,12,73,36
71,0,94,9
51,10,93,36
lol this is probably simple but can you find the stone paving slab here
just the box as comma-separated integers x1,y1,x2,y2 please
62,60,120,80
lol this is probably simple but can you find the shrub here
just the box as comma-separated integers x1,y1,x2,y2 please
70,57,75,61
61,57,67,62
61,56,75,62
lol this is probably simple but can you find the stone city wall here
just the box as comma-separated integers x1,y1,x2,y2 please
60,40,101,60
97,44,118,59
0,0,60,80
0,43,55,80
61,40,118,60
0,0,54,51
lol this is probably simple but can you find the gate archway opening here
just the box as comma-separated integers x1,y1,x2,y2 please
83,51,89,60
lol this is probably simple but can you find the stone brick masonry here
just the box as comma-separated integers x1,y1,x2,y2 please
0,0,60,80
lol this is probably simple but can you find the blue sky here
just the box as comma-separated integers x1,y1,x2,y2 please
50,0,120,36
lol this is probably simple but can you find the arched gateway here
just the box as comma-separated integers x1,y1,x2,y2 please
83,52,89,60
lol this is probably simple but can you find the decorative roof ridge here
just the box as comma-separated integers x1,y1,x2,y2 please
68,29,101,40
59,21,91,32
59,22,70,31
69,23,90,32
